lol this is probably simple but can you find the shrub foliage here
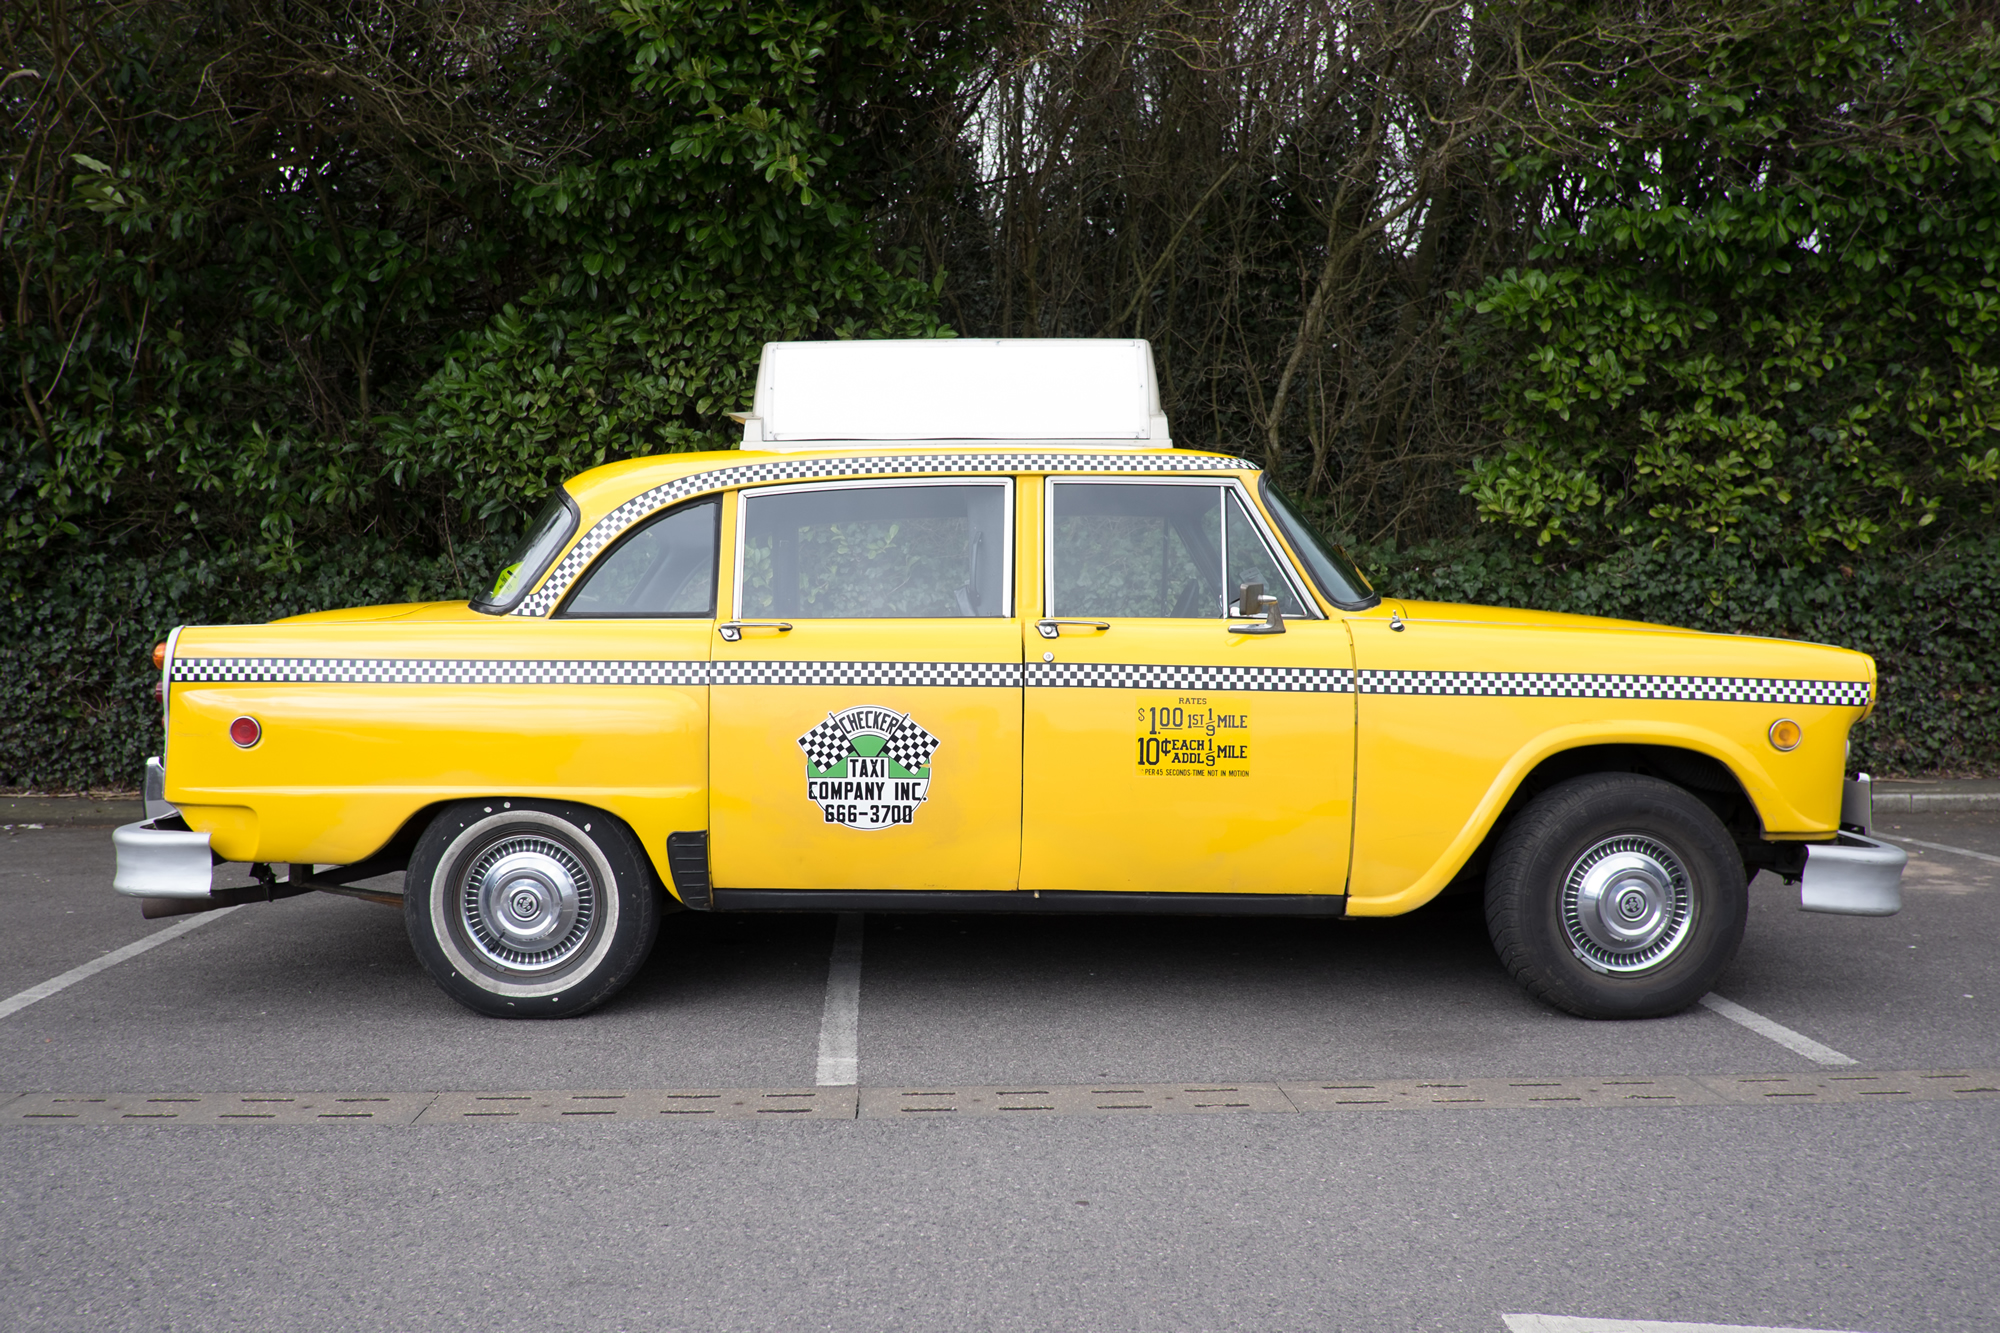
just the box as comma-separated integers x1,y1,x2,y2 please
3,0,1996,785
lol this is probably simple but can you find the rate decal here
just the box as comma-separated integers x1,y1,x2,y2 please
1135,693,1250,777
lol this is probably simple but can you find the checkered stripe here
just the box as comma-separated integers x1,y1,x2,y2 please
1026,662,1354,693
1356,670,1872,707
797,716,853,772
713,660,1024,688
512,449,1256,617
882,716,942,771
169,657,708,687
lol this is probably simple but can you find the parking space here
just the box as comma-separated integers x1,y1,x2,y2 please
2,815,1996,1092
4,811,1996,1332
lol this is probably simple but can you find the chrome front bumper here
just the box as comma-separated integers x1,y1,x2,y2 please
1800,832,1905,916
1796,776,1904,916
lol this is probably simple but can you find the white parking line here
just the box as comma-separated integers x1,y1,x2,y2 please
1698,993,1856,1067
815,913,864,1086
0,908,238,1020
1504,1317,1877,1333
1876,833,2000,866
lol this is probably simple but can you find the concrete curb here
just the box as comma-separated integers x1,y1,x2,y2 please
1872,782,2000,814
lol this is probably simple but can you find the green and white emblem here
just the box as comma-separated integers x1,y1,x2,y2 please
797,705,940,830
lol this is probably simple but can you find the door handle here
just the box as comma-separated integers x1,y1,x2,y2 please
717,621,793,642
1035,619,1110,640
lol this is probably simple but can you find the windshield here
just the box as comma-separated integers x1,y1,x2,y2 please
472,491,580,614
1257,481,1377,609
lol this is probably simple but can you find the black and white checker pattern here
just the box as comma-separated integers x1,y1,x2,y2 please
513,449,1258,617
169,657,709,687
797,716,854,772
712,660,1023,689
882,715,942,771
1354,669,1871,708
1025,662,1354,693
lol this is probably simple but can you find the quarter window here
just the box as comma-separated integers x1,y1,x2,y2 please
738,482,1010,619
560,498,719,618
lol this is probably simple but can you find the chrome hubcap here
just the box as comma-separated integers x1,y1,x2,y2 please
459,837,595,973
1560,835,1694,974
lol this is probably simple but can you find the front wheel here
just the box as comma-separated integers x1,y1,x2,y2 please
405,800,661,1017
1485,773,1746,1019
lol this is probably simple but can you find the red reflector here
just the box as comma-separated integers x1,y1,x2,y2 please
154,682,164,702
229,716,262,748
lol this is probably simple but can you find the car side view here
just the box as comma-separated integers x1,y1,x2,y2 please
112,339,1907,1019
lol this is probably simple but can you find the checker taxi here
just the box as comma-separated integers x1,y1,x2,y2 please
114,339,1906,1019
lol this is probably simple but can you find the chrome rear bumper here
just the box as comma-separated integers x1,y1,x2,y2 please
112,818,214,899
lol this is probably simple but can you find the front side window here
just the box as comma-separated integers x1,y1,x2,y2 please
1049,480,1312,619
559,498,719,618
1050,482,1222,618
473,490,579,615
738,481,1010,618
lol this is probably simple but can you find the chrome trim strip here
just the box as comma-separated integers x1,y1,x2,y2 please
1358,670,1869,708
1800,833,1905,916
112,819,215,899
171,658,711,687
166,656,1872,707
1026,662,1351,692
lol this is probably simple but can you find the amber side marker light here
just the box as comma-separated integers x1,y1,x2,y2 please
229,716,262,748
152,641,167,669
1769,718,1803,751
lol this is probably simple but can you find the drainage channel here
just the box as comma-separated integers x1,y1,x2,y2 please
3,1070,1996,1126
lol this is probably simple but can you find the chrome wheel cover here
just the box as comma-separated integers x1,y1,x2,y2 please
458,836,596,974
1560,834,1694,974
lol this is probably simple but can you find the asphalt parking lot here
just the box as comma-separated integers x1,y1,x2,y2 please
3,810,1996,1333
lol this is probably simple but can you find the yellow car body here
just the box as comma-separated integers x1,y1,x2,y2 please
159,444,1868,908
113,338,1903,1019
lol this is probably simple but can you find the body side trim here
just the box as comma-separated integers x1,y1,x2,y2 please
710,888,1347,916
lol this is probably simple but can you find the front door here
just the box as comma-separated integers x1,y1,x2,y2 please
710,478,1022,892
1021,477,1355,896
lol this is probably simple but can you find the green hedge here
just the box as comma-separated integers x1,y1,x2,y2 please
4,535,1993,790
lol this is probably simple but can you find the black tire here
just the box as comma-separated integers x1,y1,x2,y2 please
1485,773,1746,1019
404,799,662,1018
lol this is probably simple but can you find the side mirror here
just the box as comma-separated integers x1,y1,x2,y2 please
1229,582,1285,635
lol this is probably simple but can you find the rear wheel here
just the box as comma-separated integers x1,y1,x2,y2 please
405,800,661,1018
1485,773,1746,1019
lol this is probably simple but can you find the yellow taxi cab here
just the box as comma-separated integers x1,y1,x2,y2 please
112,339,1906,1020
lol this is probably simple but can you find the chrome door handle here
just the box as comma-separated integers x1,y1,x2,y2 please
1035,619,1110,640
717,621,792,642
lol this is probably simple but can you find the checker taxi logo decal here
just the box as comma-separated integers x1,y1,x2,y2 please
798,706,941,830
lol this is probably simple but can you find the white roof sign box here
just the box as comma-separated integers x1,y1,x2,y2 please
742,338,1171,449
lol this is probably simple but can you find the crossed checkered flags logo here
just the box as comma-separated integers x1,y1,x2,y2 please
797,709,941,775
880,714,941,772
798,715,853,774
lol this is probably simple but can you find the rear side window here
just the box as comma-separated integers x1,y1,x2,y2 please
738,481,1011,618
559,498,719,618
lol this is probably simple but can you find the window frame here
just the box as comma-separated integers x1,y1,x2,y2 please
470,489,580,616
552,495,722,620
1041,476,1321,622
731,476,1017,621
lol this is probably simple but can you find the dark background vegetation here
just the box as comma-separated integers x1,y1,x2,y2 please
4,0,1997,787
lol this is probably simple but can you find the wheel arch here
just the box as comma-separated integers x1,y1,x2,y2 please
1350,724,1781,917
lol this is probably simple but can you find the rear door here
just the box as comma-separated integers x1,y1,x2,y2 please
1020,477,1355,896
709,477,1023,892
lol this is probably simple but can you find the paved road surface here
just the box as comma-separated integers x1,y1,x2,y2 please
2,811,1995,1332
